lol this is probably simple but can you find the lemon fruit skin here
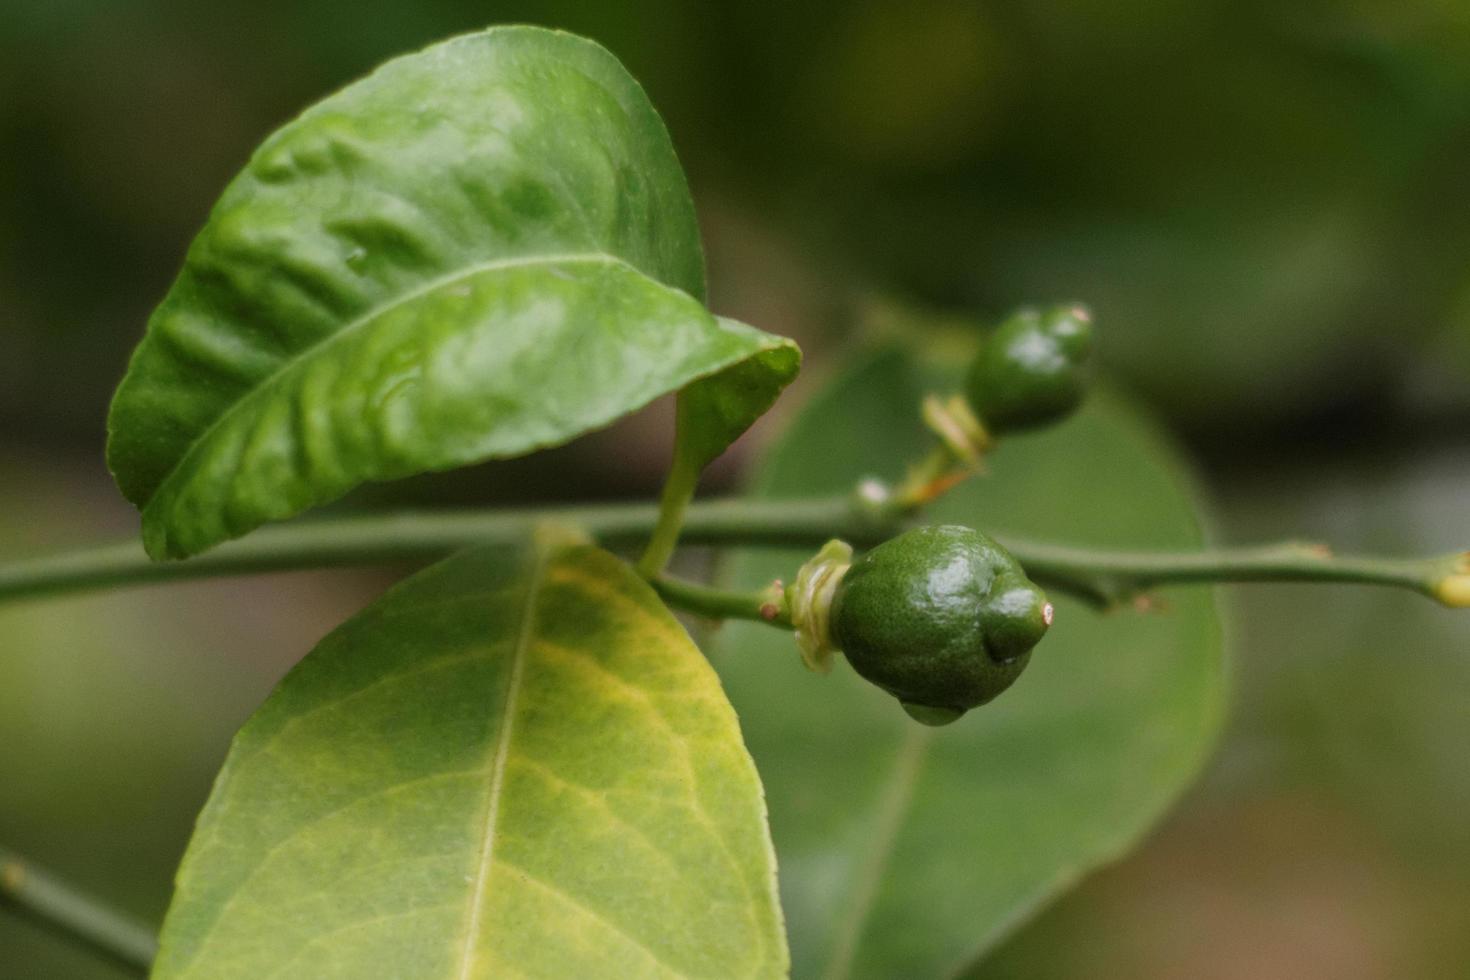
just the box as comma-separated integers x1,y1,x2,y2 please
832,525,1052,724
965,305,1093,434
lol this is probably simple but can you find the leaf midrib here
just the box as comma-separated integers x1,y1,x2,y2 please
143,250,617,512
820,726,932,980
453,544,547,979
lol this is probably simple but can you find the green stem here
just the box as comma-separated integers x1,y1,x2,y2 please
0,847,156,974
637,450,701,578
891,444,957,508
651,575,792,627
888,394,992,510
0,497,886,605
0,497,1464,611
1007,538,1470,609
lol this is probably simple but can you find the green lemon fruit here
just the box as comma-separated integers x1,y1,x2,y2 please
832,525,1053,725
965,304,1093,434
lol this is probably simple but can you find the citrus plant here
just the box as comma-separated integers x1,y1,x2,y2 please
2,25,1467,980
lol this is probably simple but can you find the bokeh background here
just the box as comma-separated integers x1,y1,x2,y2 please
3,1,1469,976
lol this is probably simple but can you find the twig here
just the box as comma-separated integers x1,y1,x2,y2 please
0,847,157,974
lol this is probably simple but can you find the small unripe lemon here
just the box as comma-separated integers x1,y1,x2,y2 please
832,525,1052,725
965,305,1093,434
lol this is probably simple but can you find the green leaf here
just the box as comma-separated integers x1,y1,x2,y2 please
106,26,797,559
712,347,1226,979
675,342,803,476
153,538,788,979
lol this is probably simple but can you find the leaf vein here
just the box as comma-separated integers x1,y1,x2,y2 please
251,649,484,761
452,545,547,979
183,767,484,970
507,755,698,883
496,858,686,978
144,251,617,511
821,726,931,980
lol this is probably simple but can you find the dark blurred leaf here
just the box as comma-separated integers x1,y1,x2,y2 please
968,447,1470,979
711,347,1226,978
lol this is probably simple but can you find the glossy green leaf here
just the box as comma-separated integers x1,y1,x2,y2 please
107,26,797,559
675,344,803,476
153,538,787,979
712,347,1226,979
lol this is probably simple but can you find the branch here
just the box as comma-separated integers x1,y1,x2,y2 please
1008,538,1470,610
0,847,156,974
0,498,1465,612
0,497,890,605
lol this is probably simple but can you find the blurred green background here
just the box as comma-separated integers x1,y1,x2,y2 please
2,1,1468,976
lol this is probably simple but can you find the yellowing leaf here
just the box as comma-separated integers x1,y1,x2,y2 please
154,541,787,979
